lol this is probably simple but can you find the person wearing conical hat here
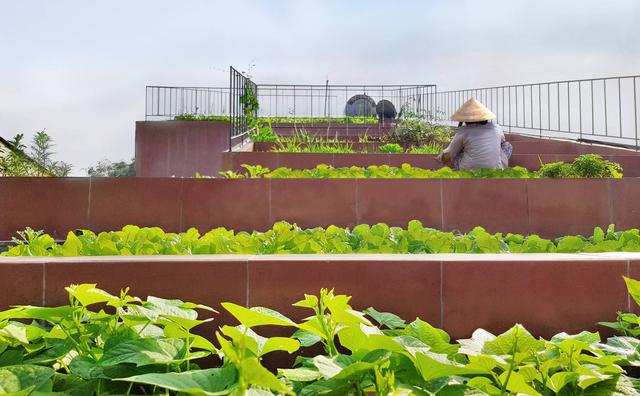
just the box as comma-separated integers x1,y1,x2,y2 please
436,98,511,170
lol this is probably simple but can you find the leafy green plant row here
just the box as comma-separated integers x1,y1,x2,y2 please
173,115,379,125
216,156,623,179
5,221,640,257
2,280,640,395
271,141,356,154
217,164,534,179
174,114,231,122
259,116,379,125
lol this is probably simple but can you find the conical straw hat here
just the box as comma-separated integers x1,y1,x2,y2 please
451,98,496,122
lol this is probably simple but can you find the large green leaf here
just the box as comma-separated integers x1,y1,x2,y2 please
221,303,296,328
624,277,640,308
278,367,322,382
0,365,54,394
240,357,294,395
498,371,540,395
581,375,640,395
364,307,406,330
64,284,121,307
116,366,237,395
403,319,457,355
414,352,489,382
98,337,186,367
548,371,579,393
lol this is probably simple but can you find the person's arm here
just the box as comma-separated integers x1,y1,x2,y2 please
440,132,464,162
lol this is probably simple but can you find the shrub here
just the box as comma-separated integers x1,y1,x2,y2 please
572,153,623,178
391,117,452,146
379,143,404,153
538,154,623,178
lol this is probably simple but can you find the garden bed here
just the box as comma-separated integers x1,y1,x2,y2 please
223,151,640,176
0,253,636,339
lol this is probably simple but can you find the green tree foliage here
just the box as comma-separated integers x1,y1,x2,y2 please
0,130,72,176
87,158,135,177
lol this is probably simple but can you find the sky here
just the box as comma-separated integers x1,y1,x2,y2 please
1,0,638,174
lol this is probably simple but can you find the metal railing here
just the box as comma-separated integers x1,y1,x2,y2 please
144,86,230,120
255,84,437,124
229,66,258,149
431,75,640,149
145,72,640,150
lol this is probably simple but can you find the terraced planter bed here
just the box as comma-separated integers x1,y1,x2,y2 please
2,254,640,394
223,151,640,176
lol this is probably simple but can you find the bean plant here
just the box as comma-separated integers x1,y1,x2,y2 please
1,282,640,394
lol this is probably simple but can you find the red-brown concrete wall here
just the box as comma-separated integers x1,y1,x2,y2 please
1,177,639,240
135,121,230,177
0,254,634,340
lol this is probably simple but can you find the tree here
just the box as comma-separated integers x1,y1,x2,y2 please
8,133,26,151
0,130,72,177
87,158,135,177
27,130,72,176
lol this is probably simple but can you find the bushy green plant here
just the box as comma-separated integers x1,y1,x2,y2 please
391,118,452,146
0,283,640,394
239,85,259,129
409,143,442,154
5,222,640,257
572,153,623,178
272,142,355,154
378,143,404,154
538,154,623,179
249,125,278,142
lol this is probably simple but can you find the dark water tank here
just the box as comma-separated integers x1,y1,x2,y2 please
345,94,376,117
376,99,397,119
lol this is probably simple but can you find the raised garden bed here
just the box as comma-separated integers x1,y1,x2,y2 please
0,257,638,394
0,253,636,340
223,151,640,176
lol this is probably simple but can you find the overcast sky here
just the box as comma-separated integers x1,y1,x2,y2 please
1,0,638,174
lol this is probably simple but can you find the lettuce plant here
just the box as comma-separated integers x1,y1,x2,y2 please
5,222,640,257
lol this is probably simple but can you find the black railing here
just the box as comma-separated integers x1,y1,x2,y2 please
145,72,640,150
431,75,640,149
255,84,437,124
229,66,258,149
145,86,230,120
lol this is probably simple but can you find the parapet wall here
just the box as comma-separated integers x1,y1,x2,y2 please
1,177,638,240
135,120,230,177
0,253,635,340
